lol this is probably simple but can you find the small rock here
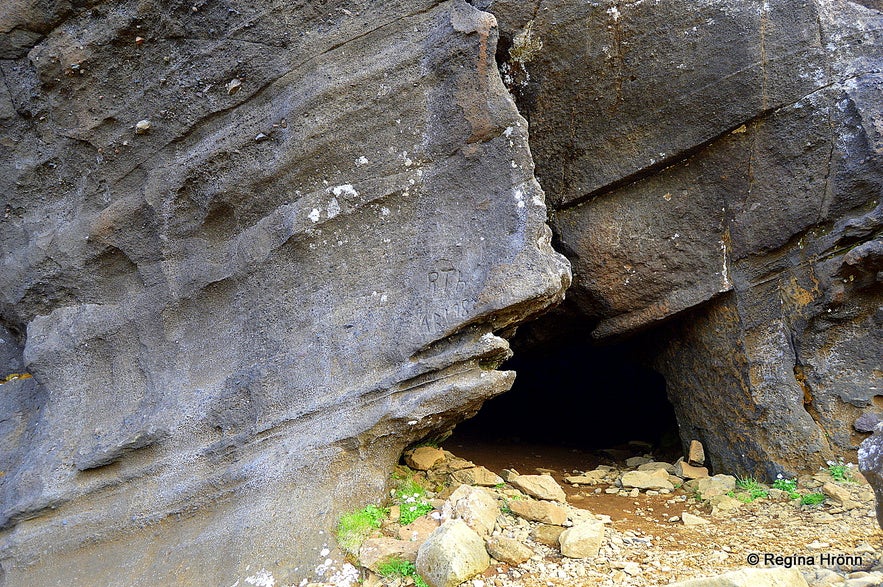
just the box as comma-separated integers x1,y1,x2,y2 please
442,485,499,536
558,521,605,559
360,537,420,572
626,456,652,468
135,119,152,134
254,132,268,142
664,567,809,586
485,536,532,565
564,470,607,484
451,466,504,487
406,446,446,471
675,458,709,480
510,475,566,502
416,519,490,587
822,482,860,510
637,461,676,474
681,512,709,526
807,540,831,550
508,499,568,525
688,440,706,466
688,475,737,499
500,468,519,482
398,515,440,542
531,524,565,547
225,78,242,95
620,469,674,491
709,495,744,516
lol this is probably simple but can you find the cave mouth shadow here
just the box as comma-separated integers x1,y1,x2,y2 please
449,326,680,459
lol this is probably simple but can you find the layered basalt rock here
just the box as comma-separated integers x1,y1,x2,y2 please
0,1,569,584
481,0,882,476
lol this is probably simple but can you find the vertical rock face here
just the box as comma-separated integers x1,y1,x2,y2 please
482,0,882,476
0,1,570,584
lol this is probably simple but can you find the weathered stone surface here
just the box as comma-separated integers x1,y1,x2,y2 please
451,466,504,487
859,429,883,528
442,484,499,536
0,1,570,584
681,512,710,526
558,520,605,559
821,482,860,510
530,524,565,547
510,474,566,501
689,441,706,466
359,537,420,572
485,535,532,565
675,460,710,481
416,519,490,587
508,498,568,525
710,495,745,516
398,515,441,543
620,469,674,491
483,0,883,477
664,567,809,587
406,446,446,471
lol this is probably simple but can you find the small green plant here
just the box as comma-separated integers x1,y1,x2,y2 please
336,504,387,553
772,475,800,499
827,459,854,483
395,478,433,525
377,558,429,587
801,492,826,506
729,476,769,502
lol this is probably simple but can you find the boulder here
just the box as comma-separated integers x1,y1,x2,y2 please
406,447,446,471
709,495,745,516
508,499,568,525
675,460,710,480
688,441,706,466
821,482,860,510
416,520,490,587
451,466,504,487
558,520,605,559
860,427,883,529
0,1,571,584
531,524,565,547
510,474,566,502
485,536,533,565
688,475,738,499
565,470,609,484
637,462,676,475
442,485,499,537
620,469,675,491
398,515,441,543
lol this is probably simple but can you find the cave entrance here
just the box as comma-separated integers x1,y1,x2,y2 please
447,316,680,472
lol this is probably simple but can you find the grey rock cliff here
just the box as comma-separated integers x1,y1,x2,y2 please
0,1,569,584
482,0,882,476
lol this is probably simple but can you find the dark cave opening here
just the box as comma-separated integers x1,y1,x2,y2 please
449,319,680,462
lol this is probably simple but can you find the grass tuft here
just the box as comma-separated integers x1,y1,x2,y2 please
336,504,387,554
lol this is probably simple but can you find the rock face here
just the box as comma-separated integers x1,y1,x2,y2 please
0,1,570,584
859,427,883,528
481,0,883,477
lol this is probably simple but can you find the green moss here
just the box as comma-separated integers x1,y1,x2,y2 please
336,504,387,554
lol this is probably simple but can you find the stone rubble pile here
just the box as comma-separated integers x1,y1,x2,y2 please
315,441,882,587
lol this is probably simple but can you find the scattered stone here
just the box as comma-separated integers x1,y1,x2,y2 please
688,475,737,499
681,512,710,526
822,482,860,510
709,495,744,516
807,540,831,550
508,499,568,525
558,520,605,559
501,469,520,482
485,536,532,565
442,485,499,536
637,461,676,474
676,459,710,480
254,132,268,142
135,119,152,134
664,567,809,586
620,468,675,491
689,440,706,466
406,446,446,471
531,524,566,547
416,519,490,587
626,456,652,468
451,466,503,487
359,537,420,572
510,475,566,502
225,78,242,95
398,515,440,542
565,470,608,484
